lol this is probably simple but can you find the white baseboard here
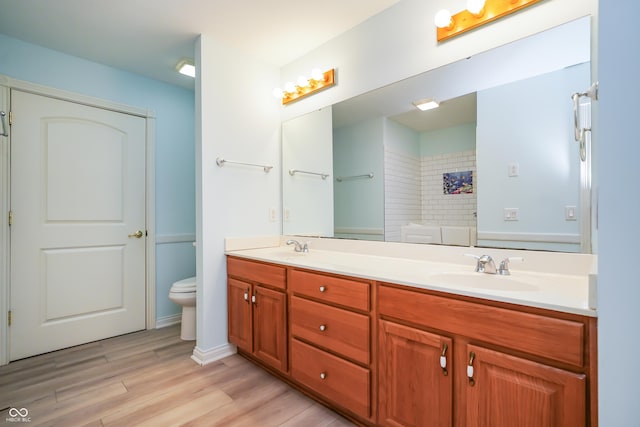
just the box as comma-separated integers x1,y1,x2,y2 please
191,343,237,366
155,313,182,329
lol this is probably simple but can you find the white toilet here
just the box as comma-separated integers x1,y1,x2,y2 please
168,276,196,341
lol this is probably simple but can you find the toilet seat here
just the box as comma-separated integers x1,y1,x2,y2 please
170,277,196,293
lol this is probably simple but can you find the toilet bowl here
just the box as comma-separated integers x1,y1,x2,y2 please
168,276,196,341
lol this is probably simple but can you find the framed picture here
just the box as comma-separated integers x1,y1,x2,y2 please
443,171,473,194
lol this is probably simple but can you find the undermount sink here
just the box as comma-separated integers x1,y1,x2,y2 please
427,272,539,292
268,248,309,260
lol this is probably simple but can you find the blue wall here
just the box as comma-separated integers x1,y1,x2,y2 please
333,117,385,239
476,64,587,252
0,33,196,322
598,0,640,424
419,122,475,156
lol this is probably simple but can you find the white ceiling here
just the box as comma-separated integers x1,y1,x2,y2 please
0,0,400,90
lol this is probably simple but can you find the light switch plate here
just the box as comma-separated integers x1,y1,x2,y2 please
504,208,519,221
565,205,577,220
508,162,519,177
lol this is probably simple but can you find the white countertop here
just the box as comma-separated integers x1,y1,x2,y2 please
225,237,597,317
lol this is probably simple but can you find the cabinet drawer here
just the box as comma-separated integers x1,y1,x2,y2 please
227,256,286,290
291,339,370,419
291,296,370,364
378,285,585,368
290,269,370,311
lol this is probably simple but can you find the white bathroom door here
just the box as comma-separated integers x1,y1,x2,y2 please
9,90,147,360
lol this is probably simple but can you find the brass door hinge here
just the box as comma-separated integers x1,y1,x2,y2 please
8,210,13,226
8,310,11,327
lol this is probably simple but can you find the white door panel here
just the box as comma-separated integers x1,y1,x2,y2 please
10,90,146,360
46,120,125,221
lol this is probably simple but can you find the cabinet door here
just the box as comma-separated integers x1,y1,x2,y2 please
227,278,252,351
253,285,288,372
465,344,586,427
378,320,453,427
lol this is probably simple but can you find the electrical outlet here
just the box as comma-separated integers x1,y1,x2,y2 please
283,207,291,222
269,207,277,222
504,208,519,221
565,205,577,221
508,162,519,177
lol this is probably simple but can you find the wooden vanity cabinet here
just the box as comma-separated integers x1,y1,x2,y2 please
226,256,596,427
289,269,374,422
227,257,287,373
378,319,453,427
378,283,595,427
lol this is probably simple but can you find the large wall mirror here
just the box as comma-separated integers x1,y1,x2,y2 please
283,17,595,253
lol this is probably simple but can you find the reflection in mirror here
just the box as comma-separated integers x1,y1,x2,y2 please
282,107,334,237
283,17,593,253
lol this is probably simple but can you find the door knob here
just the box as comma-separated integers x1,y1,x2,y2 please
128,230,144,238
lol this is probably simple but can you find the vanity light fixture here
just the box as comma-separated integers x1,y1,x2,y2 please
413,98,440,111
176,59,195,78
273,68,335,105
435,0,543,42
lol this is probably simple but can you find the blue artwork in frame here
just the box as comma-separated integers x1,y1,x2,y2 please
443,171,473,194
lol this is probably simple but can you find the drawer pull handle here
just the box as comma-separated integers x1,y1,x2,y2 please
319,324,326,332
440,343,449,376
319,286,326,292
467,351,476,386
320,372,326,380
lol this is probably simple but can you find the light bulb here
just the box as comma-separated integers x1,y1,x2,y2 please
467,0,486,15
434,9,453,29
297,76,309,87
273,88,284,99
284,82,296,93
311,68,324,81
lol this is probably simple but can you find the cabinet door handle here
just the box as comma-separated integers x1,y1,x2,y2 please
320,372,326,380
467,351,476,386
0,111,8,137
440,343,449,376
319,286,326,293
243,288,250,302
251,290,257,304
319,324,326,332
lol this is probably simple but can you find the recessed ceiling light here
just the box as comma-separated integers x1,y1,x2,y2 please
413,98,440,111
176,59,195,78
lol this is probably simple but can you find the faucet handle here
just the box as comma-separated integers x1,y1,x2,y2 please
498,257,524,275
464,254,483,272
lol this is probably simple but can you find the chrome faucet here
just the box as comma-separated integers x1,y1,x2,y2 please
476,255,497,274
466,254,497,274
286,239,309,253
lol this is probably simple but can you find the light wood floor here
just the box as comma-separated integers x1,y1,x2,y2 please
0,325,355,427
